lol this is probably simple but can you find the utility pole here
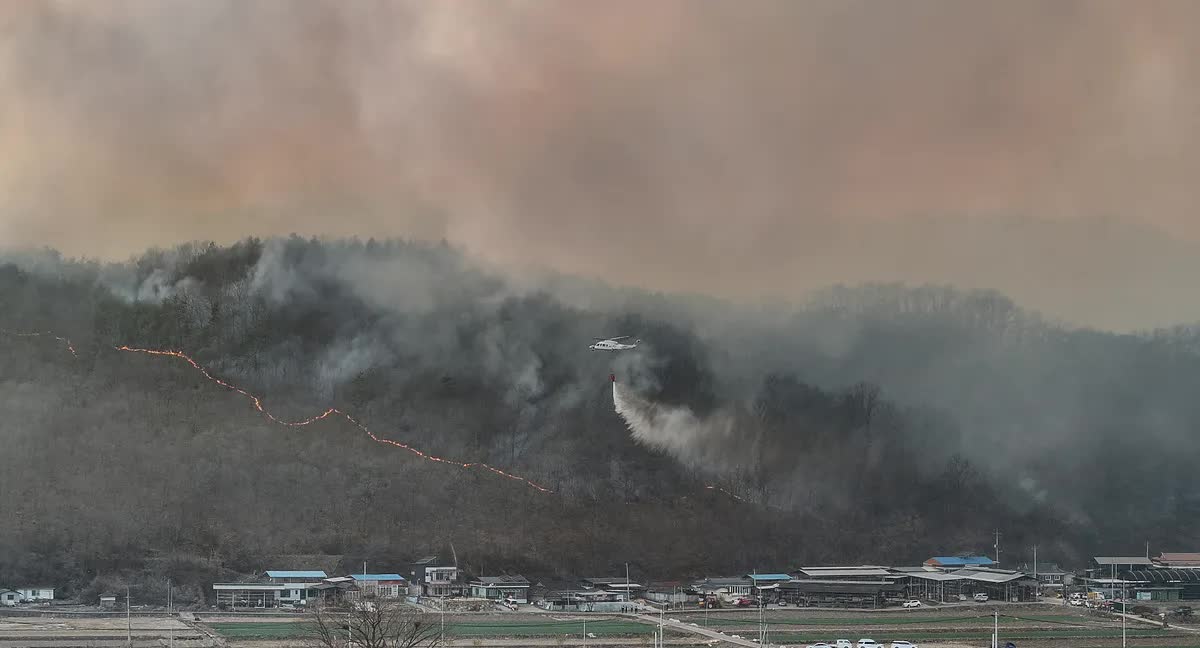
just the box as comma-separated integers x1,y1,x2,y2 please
758,592,768,645
658,601,664,647
126,585,131,648
991,609,998,648
625,563,630,610
993,530,1002,566
168,578,174,648
1033,545,1038,599
1122,576,1128,648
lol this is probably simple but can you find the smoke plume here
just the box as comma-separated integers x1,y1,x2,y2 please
612,379,737,473
4,2,1200,328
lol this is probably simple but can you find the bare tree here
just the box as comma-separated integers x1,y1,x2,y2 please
307,603,444,648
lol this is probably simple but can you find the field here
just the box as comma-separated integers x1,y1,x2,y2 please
210,615,662,640
203,605,1200,647
671,605,1200,647
0,615,203,647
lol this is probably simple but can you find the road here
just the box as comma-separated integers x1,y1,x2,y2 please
634,613,762,647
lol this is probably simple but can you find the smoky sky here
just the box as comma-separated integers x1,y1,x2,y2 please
3,1,1200,330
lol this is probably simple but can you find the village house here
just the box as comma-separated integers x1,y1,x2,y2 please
469,575,530,603
266,571,326,607
693,577,753,602
213,570,327,608
644,582,693,607
312,577,359,606
1015,562,1071,592
0,587,54,606
351,574,407,599
579,577,644,601
409,556,463,598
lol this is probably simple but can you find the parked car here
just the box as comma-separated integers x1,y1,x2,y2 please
890,642,918,648
857,640,879,648
903,600,922,608
835,641,853,648
973,593,989,602
807,644,833,648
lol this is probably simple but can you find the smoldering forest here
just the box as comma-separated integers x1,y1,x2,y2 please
3,237,1199,603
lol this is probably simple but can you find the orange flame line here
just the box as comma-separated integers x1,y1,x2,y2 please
111,346,554,493
1,326,552,493
0,329,78,357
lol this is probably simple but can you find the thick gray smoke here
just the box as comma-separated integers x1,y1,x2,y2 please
5,2,1200,329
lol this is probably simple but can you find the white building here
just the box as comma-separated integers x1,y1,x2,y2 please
469,576,530,603
264,571,327,607
423,566,460,597
17,587,54,602
0,587,54,605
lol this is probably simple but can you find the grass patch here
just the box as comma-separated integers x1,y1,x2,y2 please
447,620,657,636
767,628,1175,643
210,622,310,639
698,612,1091,627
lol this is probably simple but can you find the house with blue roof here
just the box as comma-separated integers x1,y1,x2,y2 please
214,570,328,609
746,573,792,583
265,570,328,582
744,571,792,588
925,556,995,569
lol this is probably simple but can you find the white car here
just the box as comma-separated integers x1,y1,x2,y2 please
902,600,922,608
835,641,853,648
857,640,879,648
807,644,834,648
891,642,918,648
973,593,989,602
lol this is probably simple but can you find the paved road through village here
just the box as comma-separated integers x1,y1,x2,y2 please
633,612,762,647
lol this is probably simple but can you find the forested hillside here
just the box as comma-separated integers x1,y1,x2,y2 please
2,237,1198,604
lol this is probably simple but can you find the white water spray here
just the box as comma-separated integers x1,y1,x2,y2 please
611,378,737,470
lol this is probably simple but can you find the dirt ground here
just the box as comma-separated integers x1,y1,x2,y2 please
0,615,209,647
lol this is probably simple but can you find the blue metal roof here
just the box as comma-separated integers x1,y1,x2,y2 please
929,556,994,567
352,574,406,581
266,571,327,579
748,574,792,581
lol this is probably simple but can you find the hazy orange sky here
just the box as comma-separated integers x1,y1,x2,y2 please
3,0,1200,330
